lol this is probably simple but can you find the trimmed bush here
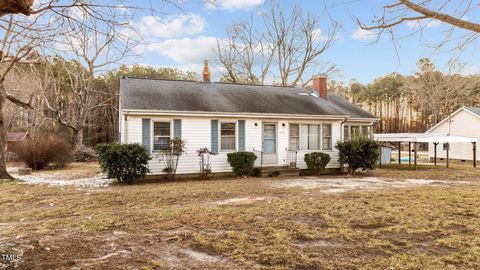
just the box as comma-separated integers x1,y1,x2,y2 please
95,143,151,184
13,134,72,170
304,152,331,174
72,145,97,162
227,152,257,177
336,137,380,175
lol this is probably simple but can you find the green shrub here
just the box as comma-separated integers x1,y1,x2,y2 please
227,152,257,177
336,137,380,175
304,152,331,174
95,143,151,184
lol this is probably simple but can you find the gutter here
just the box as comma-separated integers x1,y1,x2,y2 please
122,109,352,120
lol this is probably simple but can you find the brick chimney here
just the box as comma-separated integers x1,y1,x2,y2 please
203,59,211,83
312,74,327,99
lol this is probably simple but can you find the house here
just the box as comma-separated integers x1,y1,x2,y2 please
119,62,377,175
426,107,480,162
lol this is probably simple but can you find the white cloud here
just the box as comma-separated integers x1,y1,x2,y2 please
145,36,218,64
352,28,377,40
135,13,206,39
407,19,441,29
205,0,264,11
312,28,328,42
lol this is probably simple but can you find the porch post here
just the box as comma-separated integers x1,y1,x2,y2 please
414,142,417,170
379,142,383,168
433,142,438,166
473,142,477,168
446,143,450,168
408,142,411,167
398,142,401,166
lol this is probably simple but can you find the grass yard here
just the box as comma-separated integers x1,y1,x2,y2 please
1,164,480,269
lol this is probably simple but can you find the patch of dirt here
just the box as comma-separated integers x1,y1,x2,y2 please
270,177,470,193
0,231,237,270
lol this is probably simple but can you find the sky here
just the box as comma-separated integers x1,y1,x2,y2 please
128,0,480,84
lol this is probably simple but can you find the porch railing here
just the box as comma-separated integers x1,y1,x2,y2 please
286,149,298,168
253,148,263,169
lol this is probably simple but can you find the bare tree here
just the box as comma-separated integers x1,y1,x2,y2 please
216,0,338,87
37,10,136,147
356,1,480,57
0,0,177,179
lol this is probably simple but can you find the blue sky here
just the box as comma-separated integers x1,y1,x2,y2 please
130,0,480,84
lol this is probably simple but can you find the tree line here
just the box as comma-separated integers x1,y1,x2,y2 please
330,58,480,133
5,61,197,147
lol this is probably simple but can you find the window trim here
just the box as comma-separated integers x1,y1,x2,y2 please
219,121,237,152
151,119,173,152
322,123,332,150
288,123,300,151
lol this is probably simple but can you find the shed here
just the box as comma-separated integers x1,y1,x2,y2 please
380,144,394,165
6,132,30,152
425,107,480,163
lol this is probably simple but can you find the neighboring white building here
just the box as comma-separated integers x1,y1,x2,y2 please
426,107,480,162
119,64,377,175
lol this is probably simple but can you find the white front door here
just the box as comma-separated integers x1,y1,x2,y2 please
262,123,277,165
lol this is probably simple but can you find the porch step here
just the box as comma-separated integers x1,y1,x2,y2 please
260,166,300,177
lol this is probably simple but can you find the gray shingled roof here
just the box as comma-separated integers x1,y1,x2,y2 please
465,107,480,117
120,77,376,119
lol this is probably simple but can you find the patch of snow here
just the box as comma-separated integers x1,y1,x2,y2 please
7,167,19,173
271,177,469,193
213,196,268,205
16,174,114,188
182,249,221,263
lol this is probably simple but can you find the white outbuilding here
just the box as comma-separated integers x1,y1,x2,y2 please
425,107,480,163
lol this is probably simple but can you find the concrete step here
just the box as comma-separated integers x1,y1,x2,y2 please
261,166,300,173
260,166,300,177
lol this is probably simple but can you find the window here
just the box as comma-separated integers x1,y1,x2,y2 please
153,121,170,151
344,125,350,140
300,124,321,150
221,122,236,151
351,126,361,138
289,124,299,150
344,125,373,141
322,124,332,150
362,126,371,138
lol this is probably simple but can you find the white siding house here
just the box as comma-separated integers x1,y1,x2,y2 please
426,107,480,162
119,68,377,176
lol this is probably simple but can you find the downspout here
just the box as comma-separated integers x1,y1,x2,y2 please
340,117,348,141
123,112,128,144
340,117,348,174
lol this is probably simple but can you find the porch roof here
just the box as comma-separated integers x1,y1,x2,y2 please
374,133,478,143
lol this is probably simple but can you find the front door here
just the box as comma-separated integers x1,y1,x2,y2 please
263,123,277,165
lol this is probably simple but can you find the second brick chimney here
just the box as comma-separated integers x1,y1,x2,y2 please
203,59,211,83
312,74,327,99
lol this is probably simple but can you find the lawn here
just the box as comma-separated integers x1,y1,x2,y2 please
1,164,480,269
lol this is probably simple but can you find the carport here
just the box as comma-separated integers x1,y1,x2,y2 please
374,133,478,169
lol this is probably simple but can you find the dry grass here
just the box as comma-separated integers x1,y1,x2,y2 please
1,164,480,269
